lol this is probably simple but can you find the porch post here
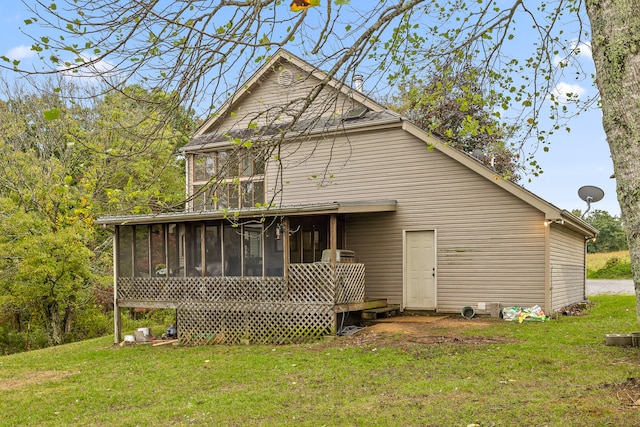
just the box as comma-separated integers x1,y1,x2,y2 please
201,222,206,277
113,226,122,344
283,217,290,276
330,214,338,334
329,214,337,265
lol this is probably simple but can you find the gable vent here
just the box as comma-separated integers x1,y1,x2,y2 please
277,69,293,86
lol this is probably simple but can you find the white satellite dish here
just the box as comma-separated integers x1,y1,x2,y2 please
578,185,604,217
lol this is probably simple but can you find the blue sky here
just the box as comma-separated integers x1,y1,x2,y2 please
0,2,619,216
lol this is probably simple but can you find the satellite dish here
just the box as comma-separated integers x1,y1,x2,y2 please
578,185,604,218
578,185,604,203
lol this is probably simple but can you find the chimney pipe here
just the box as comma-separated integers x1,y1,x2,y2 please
353,74,364,92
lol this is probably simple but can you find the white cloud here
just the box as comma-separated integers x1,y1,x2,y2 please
551,81,587,103
553,56,567,68
5,45,35,61
58,55,118,84
571,40,592,59
553,40,592,67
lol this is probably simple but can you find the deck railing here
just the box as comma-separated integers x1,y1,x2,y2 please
116,263,365,344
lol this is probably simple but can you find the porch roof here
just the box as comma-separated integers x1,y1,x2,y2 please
94,199,397,226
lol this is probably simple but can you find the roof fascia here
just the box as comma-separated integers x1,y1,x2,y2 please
559,210,598,236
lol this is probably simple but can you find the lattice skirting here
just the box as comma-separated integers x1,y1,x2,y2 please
177,301,335,345
117,263,365,345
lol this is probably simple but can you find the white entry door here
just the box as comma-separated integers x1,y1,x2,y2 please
404,230,436,310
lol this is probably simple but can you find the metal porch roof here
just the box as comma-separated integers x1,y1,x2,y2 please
94,200,397,226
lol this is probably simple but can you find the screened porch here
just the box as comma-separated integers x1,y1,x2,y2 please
96,201,396,344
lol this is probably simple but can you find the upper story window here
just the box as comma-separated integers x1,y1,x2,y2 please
191,149,265,210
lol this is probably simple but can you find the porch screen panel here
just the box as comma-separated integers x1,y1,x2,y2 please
167,223,181,277
264,223,284,276
205,223,222,276
150,224,166,277
117,226,133,277
244,224,262,276
224,224,242,276
185,223,202,277
135,225,150,277
290,217,328,263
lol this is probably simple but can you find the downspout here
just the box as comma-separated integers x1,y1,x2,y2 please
584,237,589,301
544,220,552,314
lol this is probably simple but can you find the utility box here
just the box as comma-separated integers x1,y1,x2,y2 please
321,249,355,263
476,302,501,318
489,302,501,318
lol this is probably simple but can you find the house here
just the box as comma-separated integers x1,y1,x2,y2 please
96,49,597,345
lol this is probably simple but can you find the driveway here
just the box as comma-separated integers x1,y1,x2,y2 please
586,279,634,296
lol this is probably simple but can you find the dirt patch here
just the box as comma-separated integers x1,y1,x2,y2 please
0,370,76,391
607,377,640,408
321,315,515,349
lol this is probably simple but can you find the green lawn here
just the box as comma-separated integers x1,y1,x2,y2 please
587,250,633,279
1,295,640,426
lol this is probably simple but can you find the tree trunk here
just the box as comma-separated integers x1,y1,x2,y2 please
45,300,64,346
586,1,640,320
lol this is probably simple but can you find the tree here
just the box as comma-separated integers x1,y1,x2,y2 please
575,209,628,253
76,85,194,215
6,1,640,320
585,3,640,317
0,136,96,346
0,197,95,346
388,61,523,181
0,79,196,348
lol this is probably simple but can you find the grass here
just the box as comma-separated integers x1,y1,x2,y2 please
587,250,633,279
2,295,640,426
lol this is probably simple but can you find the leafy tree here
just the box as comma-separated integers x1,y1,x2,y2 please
389,61,523,181
0,79,195,348
0,138,96,345
575,209,629,253
75,85,193,215
8,1,640,320
0,197,95,346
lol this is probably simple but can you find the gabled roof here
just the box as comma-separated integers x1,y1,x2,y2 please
184,49,596,238
192,49,386,139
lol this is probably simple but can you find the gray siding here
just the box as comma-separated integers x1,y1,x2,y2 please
269,127,548,312
550,225,586,310
218,63,361,131
182,51,592,314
